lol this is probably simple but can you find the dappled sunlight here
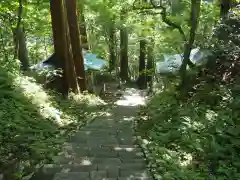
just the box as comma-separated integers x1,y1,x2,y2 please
115,95,145,106
0,69,68,179
69,92,106,106
136,79,239,179
205,109,218,122
180,116,205,131
115,88,147,106
122,116,135,121
52,140,149,178
14,75,66,124
103,111,112,117
44,85,152,179
113,145,137,152
80,158,92,166
0,68,113,180
179,153,193,167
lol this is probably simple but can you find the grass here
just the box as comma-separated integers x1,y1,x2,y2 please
0,67,107,180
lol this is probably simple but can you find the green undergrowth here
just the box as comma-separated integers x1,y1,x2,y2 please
136,83,240,180
136,12,240,180
0,67,106,180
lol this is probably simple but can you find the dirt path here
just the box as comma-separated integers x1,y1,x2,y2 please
38,87,151,180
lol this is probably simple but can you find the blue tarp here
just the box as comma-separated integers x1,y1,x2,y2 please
30,52,107,72
156,48,210,74
84,53,106,71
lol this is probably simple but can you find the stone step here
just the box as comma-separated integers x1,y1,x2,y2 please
69,139,121,147
88,150,119,158
63,146,116,155
53,171,110,180
61,142,106,150
64,143,139,149
118,169,152,179
91,145,141,152
45,159,148,174
42,164,97,174
53,169,151,180
54,148,144,164
53,172,90,180
120,158,146,164
117,137,137,145
60,143,137,153
90,170,107,179
97,163,148,175
71,133,119,142
53,156,123,165
117,178,151,180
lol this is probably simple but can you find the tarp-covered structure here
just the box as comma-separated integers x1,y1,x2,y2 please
30,50,107,93
30,50,107,72
156,48,210,74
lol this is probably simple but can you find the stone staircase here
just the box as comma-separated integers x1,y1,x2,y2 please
31,88,151,180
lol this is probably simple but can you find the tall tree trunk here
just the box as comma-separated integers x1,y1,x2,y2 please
136,39,147,89
66,0,87,92
17,27,29,70
179,0,201,89
13,0,23,60
12,0,29,70
120,10,129,82
220,0,232,19
78,2,89,50
50,0,79,95
146,40,154,89
62,0,79,93
108,23,117,72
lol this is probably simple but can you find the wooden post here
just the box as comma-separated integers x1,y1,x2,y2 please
91,72,96,93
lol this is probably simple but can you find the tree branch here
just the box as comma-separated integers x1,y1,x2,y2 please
133,0,187,41
159,6,186,41
150,0,186,41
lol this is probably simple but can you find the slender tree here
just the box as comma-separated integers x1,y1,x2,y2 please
13,0,29,70
220,0,232,19
119,9,129,82
108,22,117,72
146,39,154,88
78,1,89,50
66,0,87,92
179,0,201,88
136,38,147,89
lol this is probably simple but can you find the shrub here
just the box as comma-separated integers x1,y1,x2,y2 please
136,83,240,179
0,67,104,180
136,13,240,180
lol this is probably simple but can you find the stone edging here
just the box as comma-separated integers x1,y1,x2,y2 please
133,108,157,180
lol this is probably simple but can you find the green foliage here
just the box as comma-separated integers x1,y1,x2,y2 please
0,0,220,80
0,0,52,63
0,0,236,179
0,69,60,179
0,66,104,179
136,12,240,180
137,84,240,179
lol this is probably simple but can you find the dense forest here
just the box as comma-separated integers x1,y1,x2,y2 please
0,0,239,179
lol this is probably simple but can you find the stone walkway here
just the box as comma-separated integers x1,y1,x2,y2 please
40,88,151,180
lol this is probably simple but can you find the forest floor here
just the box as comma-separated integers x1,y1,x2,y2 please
36,83,152,180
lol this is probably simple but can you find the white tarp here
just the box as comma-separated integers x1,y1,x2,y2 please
156,48,208,74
